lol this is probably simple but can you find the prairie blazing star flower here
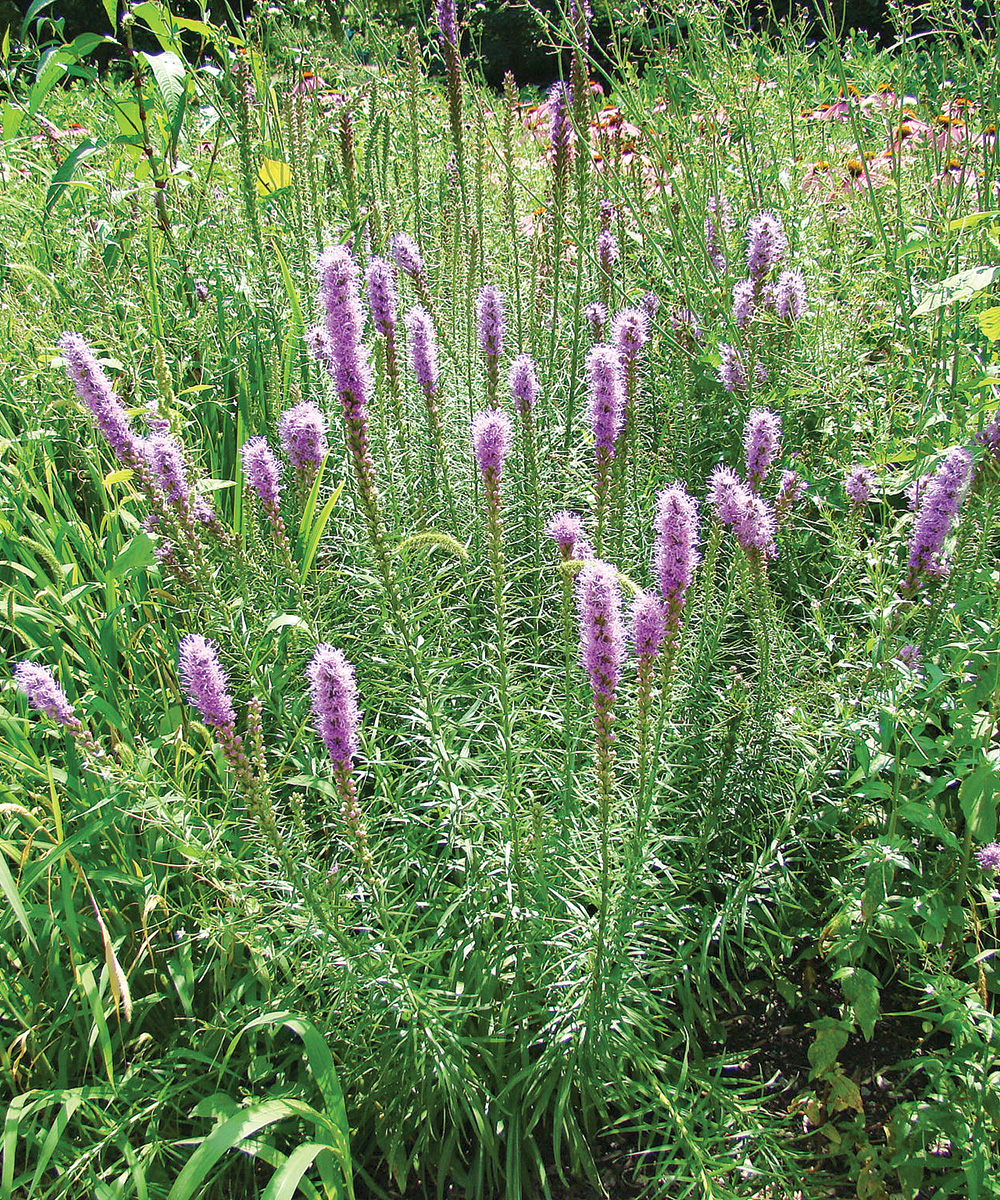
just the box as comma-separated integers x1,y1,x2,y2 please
746,211,787,278
576,559,624,700
405,306,440,398
546,510,588,560
317,246,372,422
704,212,726,272
241,437,283,512
586,345,624,457
435,0,457,49
653,483,700,620
641,291,660,319
585,301,607,339
509,354,539,417
774,270,807,320
975,419,1000,458
734,492,778,559
906,446,972,588
391,232,426,281
976,843,1000,871
611,308,649,365
707,464,747,525
775,469,807,520
717,343,747,392
365,256,398,336
631,591,667,659
278,402,328,476
177,635,236,731
549,82,572,181
744,409,782,489
58,332,141,465
307,643,361,772
471,409,514,483
476,285,505,361
597,229,619,271
845,466,875,508
733,279,756,328
144,434,190,506
305,325,334,371
13,661,79,728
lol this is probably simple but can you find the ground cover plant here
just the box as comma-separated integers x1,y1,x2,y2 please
1,0,1000,1196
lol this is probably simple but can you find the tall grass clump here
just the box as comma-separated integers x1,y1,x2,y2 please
2,0,1000,1197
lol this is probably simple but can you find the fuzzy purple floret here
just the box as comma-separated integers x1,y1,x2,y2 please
975,419,1000,457
744,409,782,488
746,211,788,278
734,492,778,559
718,344,746,392
391,233,425,279
577,558,624,699
586,345,625,456
612,308,649,363
278,402,328,472
365,257,398,337
405,306,440,396
307,643,361,772
177,634,236,731
653,483,701,610
317,246,372,421
509,354,539,416
733,279,756,329
845,466,875,507
476,285,505,360
585,301,607,338
435,0,457,48
13,661,78,727
144,434,190,506
472,409,514,480
631,591,668,659
895,643,921,670
776,469,807,508
907,446,972,582
774,270,807,320
546,510,587,559
704,213,725,272
241,437,283,510
59,332,140,465
549,82,572,166
641,292,660,319
975,843,1000,871
597,229,619,270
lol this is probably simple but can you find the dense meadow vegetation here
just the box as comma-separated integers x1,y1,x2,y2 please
1,0,1000,1196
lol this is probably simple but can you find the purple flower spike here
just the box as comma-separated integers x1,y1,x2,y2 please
746,211,788,278
631,591,667,659
435,0,458,49
774,270,807,320
471,409,514,482
733,279,756,329
585,345,625,457
477,285,506,360
585,301,607,339
577,559,624,700
735,493,778,559
509,354,539,417
975,843,1000,871
145,434,191,506
708,464,748,525
653,483,701,616
13,661,79,728
597,229,619,271
975,419,1000,458
279,402,328,475
241,437,283,512
307,643,361,772
305,325,334,370
365,256,398,337
744,408,782,489
316,246,372,421
718,344,747,392
391,233,425,280
405,306,440,397
547,510,587,560
549,82,572,178
58,332,141,465
611,308,650,364
776,469,807,520
906,446,972,587
177,634,236,731
845,466,875,507
641,292,660,319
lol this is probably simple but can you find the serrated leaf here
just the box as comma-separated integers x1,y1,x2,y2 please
837,967,880,1040
913,265,1000,317
257,158,291,196
979,306,1000,342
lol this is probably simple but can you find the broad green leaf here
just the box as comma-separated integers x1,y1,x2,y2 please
1,100,23,140
0,850,38,950
913,265,1000,317
836,967,880,1040
947,210,1000,233
29,50,68,117
44,140,102,216
960,763,998,842
131,1,176,52
260,1143,334,1200
257,158,292,196
112,99,142,135
1,26,9,63
827,1071,864,1114
102,0,117,30
107,532,156,581
174,16,220,42
141,50,187,124
979,306,1000,342
807,1016,850,1077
